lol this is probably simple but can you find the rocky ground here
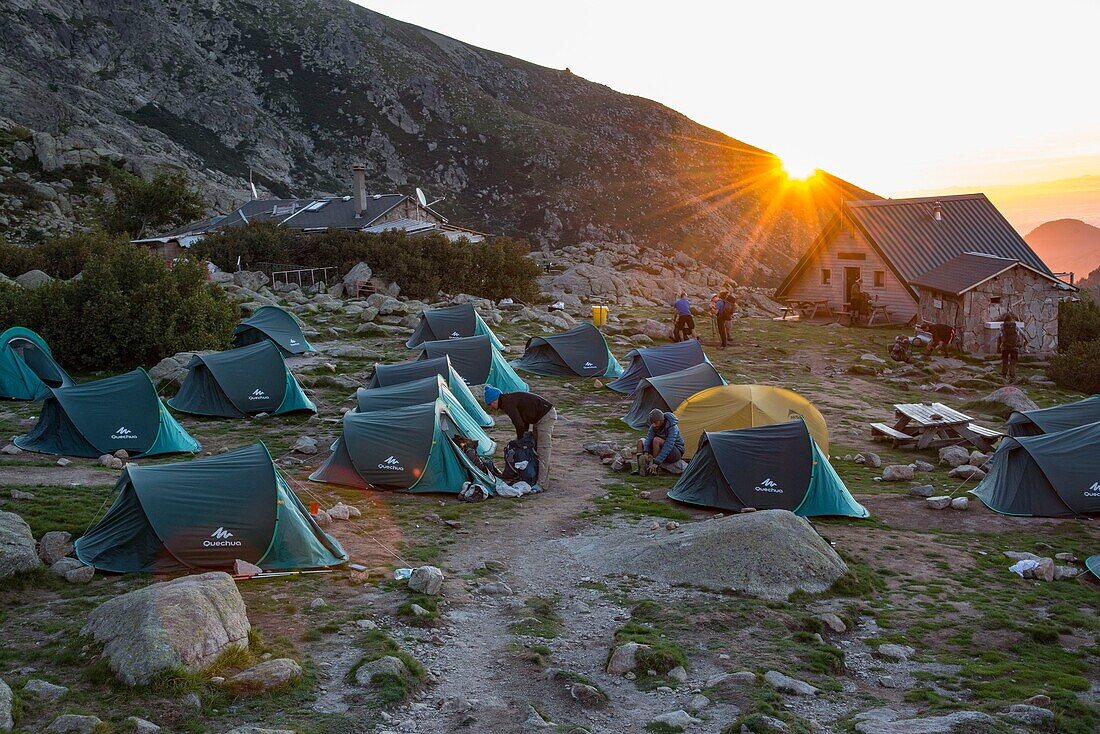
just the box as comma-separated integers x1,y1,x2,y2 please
0,257,1098,734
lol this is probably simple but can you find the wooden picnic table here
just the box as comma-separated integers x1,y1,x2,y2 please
780,299,831,320
870,402,1002,452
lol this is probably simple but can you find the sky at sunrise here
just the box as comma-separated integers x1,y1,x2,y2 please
358,0,1100,232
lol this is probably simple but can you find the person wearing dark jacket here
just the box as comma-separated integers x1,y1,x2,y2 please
997,311,1020,384
637,409,686,466
484,386,556,489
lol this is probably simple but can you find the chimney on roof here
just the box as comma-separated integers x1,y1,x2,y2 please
932,201,943,221
352,163,367,218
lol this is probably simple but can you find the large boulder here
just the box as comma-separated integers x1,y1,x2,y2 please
81,572,251,685
233,270,270,291
147,351,214,386
226,658,301,693
0,511,40,579
571,510,847,600
354,656,409,686
853,707,996,734
343,262,373,291
982,386,1038,414
14,269,51,289
37,531,73,565
0,678,11,732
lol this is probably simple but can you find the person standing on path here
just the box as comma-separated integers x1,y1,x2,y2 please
484,386,556,490
714,290,736,348
672,291,695,342
997,311,1020,384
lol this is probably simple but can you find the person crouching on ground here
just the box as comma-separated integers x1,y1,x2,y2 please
672,291,695,342
918,321,956,356
636,409,686,473
484,386,556,491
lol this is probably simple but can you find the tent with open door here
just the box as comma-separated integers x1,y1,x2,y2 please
674,384,828,459
168,341,315,418
1005,395,1100,437
623,362,726,429
511,322,623,378
367,355,493,427
606,340,710,394
971,422,1100,517
233,305,314,356
1087,555,1100,580
74,443,346,573
353,375,495,456
668,420,867,517
0,327,74,401
310,401,496,493
15,368,200,458
406,303,504,350
417,334,528,393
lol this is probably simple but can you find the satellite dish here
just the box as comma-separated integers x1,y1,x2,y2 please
415,187,427,207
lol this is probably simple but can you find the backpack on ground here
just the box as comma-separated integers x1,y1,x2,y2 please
462,443,502,478
503,431,540,485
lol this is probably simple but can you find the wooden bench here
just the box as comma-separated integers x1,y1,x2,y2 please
967,424,1003,439
870,422,916,446
867,304,892,325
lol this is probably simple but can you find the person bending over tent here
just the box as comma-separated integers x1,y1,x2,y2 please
636,409,686,475
484,386,555,490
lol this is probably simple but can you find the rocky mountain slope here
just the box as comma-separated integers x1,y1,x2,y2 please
1024,218,1100,281
0,0,872,282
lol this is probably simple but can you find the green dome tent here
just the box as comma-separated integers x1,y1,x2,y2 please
75,443,346,573
354,375,495,456
668,419,868,518
1005,395,1100,437
15,369,200,458
368,355,493,427
310,401,496,493
233,305,314,356
168,341,316,418
622,362,726,429
417,334,528,393
607,340,711,394
406,303,504,350
511,322,624,378
971,422,1100,517
0,327,74,401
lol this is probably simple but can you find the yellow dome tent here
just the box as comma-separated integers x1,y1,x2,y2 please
674,385,829,458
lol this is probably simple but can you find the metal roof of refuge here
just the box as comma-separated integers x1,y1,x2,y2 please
910,252,1069,296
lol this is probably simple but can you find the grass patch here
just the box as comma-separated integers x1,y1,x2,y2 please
509,595,564,639
396,593,439,627
580,481,691,522
347,629,425,705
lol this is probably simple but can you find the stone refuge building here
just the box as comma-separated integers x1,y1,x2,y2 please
774,193,1065,338
133,163,485,263
910,252,1073,354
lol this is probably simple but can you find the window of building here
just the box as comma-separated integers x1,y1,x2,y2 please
821,268,831,285
874,270,885,288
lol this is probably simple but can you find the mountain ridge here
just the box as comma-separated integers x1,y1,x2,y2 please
1024,218,1100,281
0,0,874,281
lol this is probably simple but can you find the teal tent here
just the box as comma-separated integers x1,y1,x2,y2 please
354,375,495,456
368,355,493,427
310,401,496,493
75,443,346,573
233,305,314,356
668,419,868,518
607,340,711,394
168,341,315,418
0,327,74,401
406,303,505,350
418,334,528,393
15,369,200,458
622,362,726,429
1005,395,1100,437
511,322,624,378
1087,555,1100,580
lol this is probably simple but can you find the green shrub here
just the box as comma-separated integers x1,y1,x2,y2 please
1047,339,1100,395
1058,295,1100,352
194,224,541,301
0,231,131,278
0,243,236,371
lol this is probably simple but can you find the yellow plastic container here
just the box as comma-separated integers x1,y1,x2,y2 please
591,305,608,327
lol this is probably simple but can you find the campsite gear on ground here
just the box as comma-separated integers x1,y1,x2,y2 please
889,336,913,363
493,479,536,497
461,441,502,478
355,375,495,456
999,314,1020,383
971,421,1100,517
622,362,726,429
368,355,493,427
870,401,1000,452
418,334,529,393
550,301,566,311
0,327,74,401
168,341,316,418
15,368,200,458
394,568,413,580
503,431,540,485
459,481,490,502
233,305,314,356
591,305,609,327
405,302,504,350
1006,395,1100,437
310,400,496,493
668,419,869,518
607,340,712,394
675,384,829,459
75,443,346,573
511,322,623,378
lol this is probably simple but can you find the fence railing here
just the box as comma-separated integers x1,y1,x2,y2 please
254,263,336,288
